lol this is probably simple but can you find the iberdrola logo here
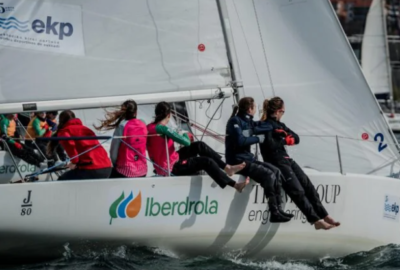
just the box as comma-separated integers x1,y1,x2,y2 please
109,191,141,225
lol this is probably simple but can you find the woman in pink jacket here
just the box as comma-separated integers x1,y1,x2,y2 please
96,100,147,178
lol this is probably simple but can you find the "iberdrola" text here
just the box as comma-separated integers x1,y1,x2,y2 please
145,196,218,216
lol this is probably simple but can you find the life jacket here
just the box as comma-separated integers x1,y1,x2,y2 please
115,119,148,177
25,117,46,141
147,123,179,176
7,119,16,137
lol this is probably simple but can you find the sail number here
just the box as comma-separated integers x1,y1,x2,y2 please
21,208,32,216
21,190,33,216
374,133,388,152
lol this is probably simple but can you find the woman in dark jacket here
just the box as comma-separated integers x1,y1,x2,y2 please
258,97,340,230
226,97,293,223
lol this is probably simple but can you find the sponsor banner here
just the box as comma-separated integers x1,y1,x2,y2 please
0,163,35,174
0,0,84,55
248,184,342,224
109,190,219,225
384,194,400,221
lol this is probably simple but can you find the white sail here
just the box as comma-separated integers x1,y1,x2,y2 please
222,0,400,176
0,0,231,112
362,0,392,98
184,1,240,155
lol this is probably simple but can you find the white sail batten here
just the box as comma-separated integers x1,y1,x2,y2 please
223,0,400,176
0,0,230,107
362,0,392,97
0,88,232,114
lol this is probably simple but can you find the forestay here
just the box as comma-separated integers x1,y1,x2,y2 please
222,0,400,176
0,0,231,112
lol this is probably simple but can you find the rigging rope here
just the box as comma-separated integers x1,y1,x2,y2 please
252,0,276,97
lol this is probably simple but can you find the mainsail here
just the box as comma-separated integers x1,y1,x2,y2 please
362,0,393,100
0,0,232,112
221,0,400,176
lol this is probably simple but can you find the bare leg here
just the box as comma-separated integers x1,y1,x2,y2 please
224,162,246,176
314,219,335,230
234,176,250,193
324,215,340,226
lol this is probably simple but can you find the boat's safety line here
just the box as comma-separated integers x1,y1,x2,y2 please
5,131,400,182
26,136,113,180
26,135,175,181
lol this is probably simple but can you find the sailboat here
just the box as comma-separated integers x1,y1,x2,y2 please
362,0,400,132
1,0,400,262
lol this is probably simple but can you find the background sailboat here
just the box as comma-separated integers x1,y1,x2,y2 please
362,0,400,131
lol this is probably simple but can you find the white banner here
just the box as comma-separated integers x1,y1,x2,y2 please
384,194,400,221
0,0,84,55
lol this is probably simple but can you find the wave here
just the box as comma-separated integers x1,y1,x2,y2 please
0,20,29,28
3,243,400,270
0,16,29,24
0,25,30,32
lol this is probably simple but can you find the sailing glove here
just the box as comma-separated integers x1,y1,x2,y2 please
285,135,295,146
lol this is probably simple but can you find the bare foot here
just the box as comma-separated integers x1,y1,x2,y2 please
225,162,246,176
324,216,340,227
314,219,335,230
234,177,250,193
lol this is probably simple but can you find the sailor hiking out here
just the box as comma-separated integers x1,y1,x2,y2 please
256,97,340,230
225,97,292,223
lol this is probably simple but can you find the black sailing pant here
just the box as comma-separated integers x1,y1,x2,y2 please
238,160,282,211
26,139,67,164
172,141,236,189
272,157,328,223
5,142,44,167
58,167,112,181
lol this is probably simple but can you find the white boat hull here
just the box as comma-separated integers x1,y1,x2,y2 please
0,171,398,261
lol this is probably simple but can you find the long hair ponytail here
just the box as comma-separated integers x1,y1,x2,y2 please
230,105,239,119
95,100,137,131
261,97,284,121
154,102,171,124
260,99,269,121
230,97,255,119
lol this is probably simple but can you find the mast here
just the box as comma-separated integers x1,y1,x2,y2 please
382,0,395,114
216,0,243,100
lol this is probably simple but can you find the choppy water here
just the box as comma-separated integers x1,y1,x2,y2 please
3,243,400,270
